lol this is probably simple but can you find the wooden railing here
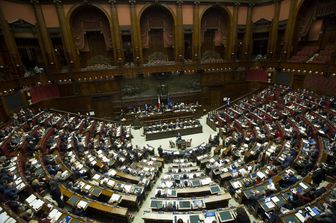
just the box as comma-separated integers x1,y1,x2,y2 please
0,61,335,93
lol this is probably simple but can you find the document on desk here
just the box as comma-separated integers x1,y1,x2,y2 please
222,167,229,173
256,171,266,179
0,212,10,223
109,194,122,204
5,217,16,223
232,181,242,189
84,184,92,191
108,169,117,177
124,184,132,193
48,208,63,221
201,178,211,185
77,200,89,209
31,199,44,211
299,182,308,190
26,194,37,204
265,201,275,209
271,196,280,203
92,174,101,180
306,207,317,216
295,212,306,222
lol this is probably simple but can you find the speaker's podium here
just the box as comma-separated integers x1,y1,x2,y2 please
176,139,186,150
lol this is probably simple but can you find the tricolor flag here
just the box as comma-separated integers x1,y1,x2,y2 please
157,95,161,110
167,94,172,109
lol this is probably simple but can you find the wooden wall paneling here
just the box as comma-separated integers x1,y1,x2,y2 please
39,96,92,113
0,101,9,124
292,74,305,90
57,83,74,97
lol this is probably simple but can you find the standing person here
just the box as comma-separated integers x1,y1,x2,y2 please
49,181,64,208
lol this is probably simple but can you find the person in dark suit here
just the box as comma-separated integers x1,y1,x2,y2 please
312,165,326,186
49,181,64,208
235,207,250,223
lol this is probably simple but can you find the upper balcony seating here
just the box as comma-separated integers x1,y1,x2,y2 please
289,46,319,63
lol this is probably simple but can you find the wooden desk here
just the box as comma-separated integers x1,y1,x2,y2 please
60,185,129,222
174,184,222,197
150,193,231,211
116,171,141,184
145,125,202,141
143,207,238,223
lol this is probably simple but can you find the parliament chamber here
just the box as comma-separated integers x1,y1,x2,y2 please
0,0,336,223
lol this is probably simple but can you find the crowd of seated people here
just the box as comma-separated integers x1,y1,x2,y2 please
158,142,212,162
142,158,234,223
205,84,336,222
0,108,166,222
126,101,201,117
0,83,335,223
144,118,201,134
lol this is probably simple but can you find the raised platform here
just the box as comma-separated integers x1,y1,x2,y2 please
145,125,203,141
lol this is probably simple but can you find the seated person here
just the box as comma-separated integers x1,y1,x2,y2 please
235,207,251,223
278,172,298,188
176,133,182,142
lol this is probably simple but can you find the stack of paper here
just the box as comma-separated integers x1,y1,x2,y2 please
256,172,266,179
124,185,132,193
295,212,306,222
31,199,44,211
26,194,37,204
232,181,242,189
201,178,211,185
299,182,308,190
265,201,275,209
83,184,92,192
77,200,89,209
0,212,10,222
108,169,117,177
92,174,101,180
48,208,63,222
271,196,280,203
108,194,121,204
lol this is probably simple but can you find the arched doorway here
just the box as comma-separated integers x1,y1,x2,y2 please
201,6,230,61
140,5,175,64
70,6,113,68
